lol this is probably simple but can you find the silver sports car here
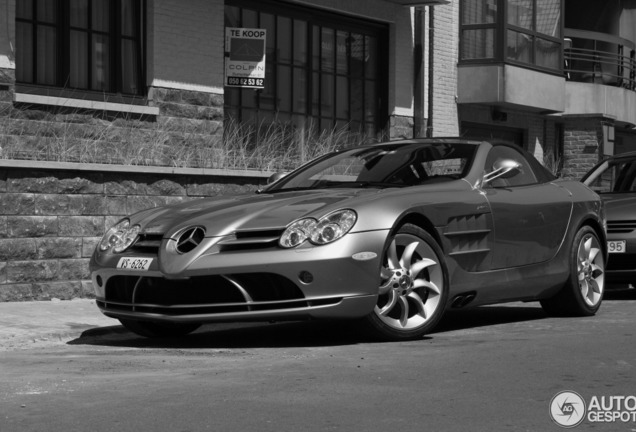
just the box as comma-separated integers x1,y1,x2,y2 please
90,139,607,340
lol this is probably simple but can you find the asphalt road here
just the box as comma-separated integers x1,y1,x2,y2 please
2,291,636,432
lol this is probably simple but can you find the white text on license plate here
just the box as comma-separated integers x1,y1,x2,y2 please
117,257,153,270
608,240,626,254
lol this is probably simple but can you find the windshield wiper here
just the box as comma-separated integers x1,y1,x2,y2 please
305,181,403,190
260,181,403,194
259,187,320,194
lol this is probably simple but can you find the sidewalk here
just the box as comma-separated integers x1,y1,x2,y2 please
0,298,120,351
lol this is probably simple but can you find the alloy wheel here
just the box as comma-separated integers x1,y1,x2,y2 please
576,233,605,307
375,232,444,331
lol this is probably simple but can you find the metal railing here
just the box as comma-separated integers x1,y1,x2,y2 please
564,28,636,91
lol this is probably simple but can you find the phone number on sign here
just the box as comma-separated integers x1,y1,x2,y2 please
227,77,265,87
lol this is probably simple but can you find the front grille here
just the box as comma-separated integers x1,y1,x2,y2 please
216,229,284,252
128,233,163,254
608,220,636,234
99,273,339,316
126,229,285,257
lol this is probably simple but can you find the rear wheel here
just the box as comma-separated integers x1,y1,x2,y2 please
540,226,605,316
362,224,448,340
119,319,201,338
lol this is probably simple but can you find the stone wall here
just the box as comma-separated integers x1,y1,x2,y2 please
0,81,224,168
390,115,415,139
0,164,266,301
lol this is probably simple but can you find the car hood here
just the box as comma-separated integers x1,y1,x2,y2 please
133,189,382,238
600,194,636,220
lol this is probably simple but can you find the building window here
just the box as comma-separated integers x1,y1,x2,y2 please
460,0,563,73
507,0,561,69
224,0,388,137
460,0,498,60
15,0,146,102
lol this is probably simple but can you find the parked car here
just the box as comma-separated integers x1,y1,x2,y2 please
582,151,636,287
90,138,607,341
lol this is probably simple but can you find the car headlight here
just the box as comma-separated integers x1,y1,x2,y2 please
99,220,141,253
279,209,357,248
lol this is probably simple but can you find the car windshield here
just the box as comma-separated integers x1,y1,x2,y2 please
585,158,636,194
265,142,477,192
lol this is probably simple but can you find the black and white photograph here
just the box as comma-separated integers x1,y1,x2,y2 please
1,0,636,430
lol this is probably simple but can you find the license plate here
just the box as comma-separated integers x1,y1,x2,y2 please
116,257,153,271
608,240,626,254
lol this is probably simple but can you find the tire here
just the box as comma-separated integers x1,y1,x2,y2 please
540,226,605,317
119,319,201,338
362,224,449,341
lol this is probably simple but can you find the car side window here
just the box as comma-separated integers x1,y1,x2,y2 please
485,145,538,188
613,162,636,192
585,160,636,194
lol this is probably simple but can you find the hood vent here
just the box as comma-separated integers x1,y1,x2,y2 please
176,227,206,254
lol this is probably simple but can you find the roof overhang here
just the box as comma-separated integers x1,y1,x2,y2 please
387,0,450,6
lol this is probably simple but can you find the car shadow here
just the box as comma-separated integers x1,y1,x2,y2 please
68,303,551,349
433,304,547,334
69,320,369,349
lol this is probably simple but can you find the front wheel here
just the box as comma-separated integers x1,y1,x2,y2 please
540,226,605,316
119,319,201,338
362,224,449,341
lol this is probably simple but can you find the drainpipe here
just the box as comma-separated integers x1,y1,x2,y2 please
413,7,425,138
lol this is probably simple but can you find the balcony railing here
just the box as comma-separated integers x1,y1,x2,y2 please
564,29,636,91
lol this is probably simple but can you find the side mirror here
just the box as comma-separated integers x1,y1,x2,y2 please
483,159,521,184
267,172,288,184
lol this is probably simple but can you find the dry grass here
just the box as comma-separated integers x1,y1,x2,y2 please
543,149,563,177
0,106,372,172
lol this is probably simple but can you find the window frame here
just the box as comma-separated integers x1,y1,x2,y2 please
224,0,389,137
459,0,501,62
15,0,147,105
459,0,564,76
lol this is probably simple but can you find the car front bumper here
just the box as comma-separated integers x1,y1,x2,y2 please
606,229,636,284
90,230,388,324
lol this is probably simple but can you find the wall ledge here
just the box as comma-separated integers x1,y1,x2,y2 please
0,159,273,179
14,93,161,116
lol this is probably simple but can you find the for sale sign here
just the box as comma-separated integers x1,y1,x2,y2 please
225,28,266,88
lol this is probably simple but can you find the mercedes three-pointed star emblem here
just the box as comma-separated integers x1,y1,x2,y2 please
175,227,206,254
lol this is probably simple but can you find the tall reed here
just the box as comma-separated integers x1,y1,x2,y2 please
0,107,372,171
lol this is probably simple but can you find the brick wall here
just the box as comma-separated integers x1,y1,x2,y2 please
430,2,459,137
561,117,604,180
0,165,265,301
